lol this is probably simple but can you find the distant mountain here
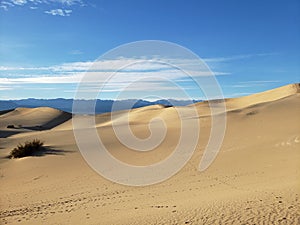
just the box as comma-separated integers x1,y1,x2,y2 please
0,101,18,111
0,98,201,114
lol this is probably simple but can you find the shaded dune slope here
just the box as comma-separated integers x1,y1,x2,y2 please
0,107,72,131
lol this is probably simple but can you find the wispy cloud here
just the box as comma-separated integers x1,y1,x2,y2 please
55,0,84,6
0,1,14,10
225,80,281,88
45,8,72,16
0,58,229,76
1,54,280,98
238,80,281,84
204,53,277,63
0,0,86,16
11,0,27,6
0,86,13,91
0,57,229,95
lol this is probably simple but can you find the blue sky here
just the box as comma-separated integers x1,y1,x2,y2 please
0,0,299,100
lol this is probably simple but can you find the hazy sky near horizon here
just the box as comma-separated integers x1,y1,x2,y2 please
0,0,299,100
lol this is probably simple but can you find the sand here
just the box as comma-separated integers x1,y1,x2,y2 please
0,83,299,224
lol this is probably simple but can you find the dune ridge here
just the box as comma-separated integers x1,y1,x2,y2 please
224,83,300,110
192,83,300,113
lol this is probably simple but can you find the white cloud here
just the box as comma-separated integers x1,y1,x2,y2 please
55,0,83,6
204,53,276,63
0,58,210,72
64,83,182,93
0,58,229,78
238,80,281,84
0,86,13,91
225,80,281,88
0,1,14,10
0,5,8,10
45,8,72,16
11,0,27,5
0,66,53,71
0,57,230,96
0,0,86,14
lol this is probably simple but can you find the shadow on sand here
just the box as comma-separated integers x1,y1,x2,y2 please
0,130,23,138
30,146,75,157
22,112,72,131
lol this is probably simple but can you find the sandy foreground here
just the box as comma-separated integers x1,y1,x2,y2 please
0,84,299,225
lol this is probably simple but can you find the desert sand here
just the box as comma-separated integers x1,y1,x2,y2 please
0,83,299,225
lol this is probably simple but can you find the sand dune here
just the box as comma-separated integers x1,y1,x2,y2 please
0,107,71,129
0,84,299,224
192,83,300,115
0,107,71,138
224,83,300,110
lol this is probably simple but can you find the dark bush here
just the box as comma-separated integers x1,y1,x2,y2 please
7,125,15,128
9,139,44,158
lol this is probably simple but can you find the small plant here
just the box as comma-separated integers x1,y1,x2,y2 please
7,125,15,128
9,139,44,158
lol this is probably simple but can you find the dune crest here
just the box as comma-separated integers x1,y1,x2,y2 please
225,83,300,110
190,83,300,113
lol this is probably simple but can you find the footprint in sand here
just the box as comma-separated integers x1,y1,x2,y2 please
275,136,300,147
